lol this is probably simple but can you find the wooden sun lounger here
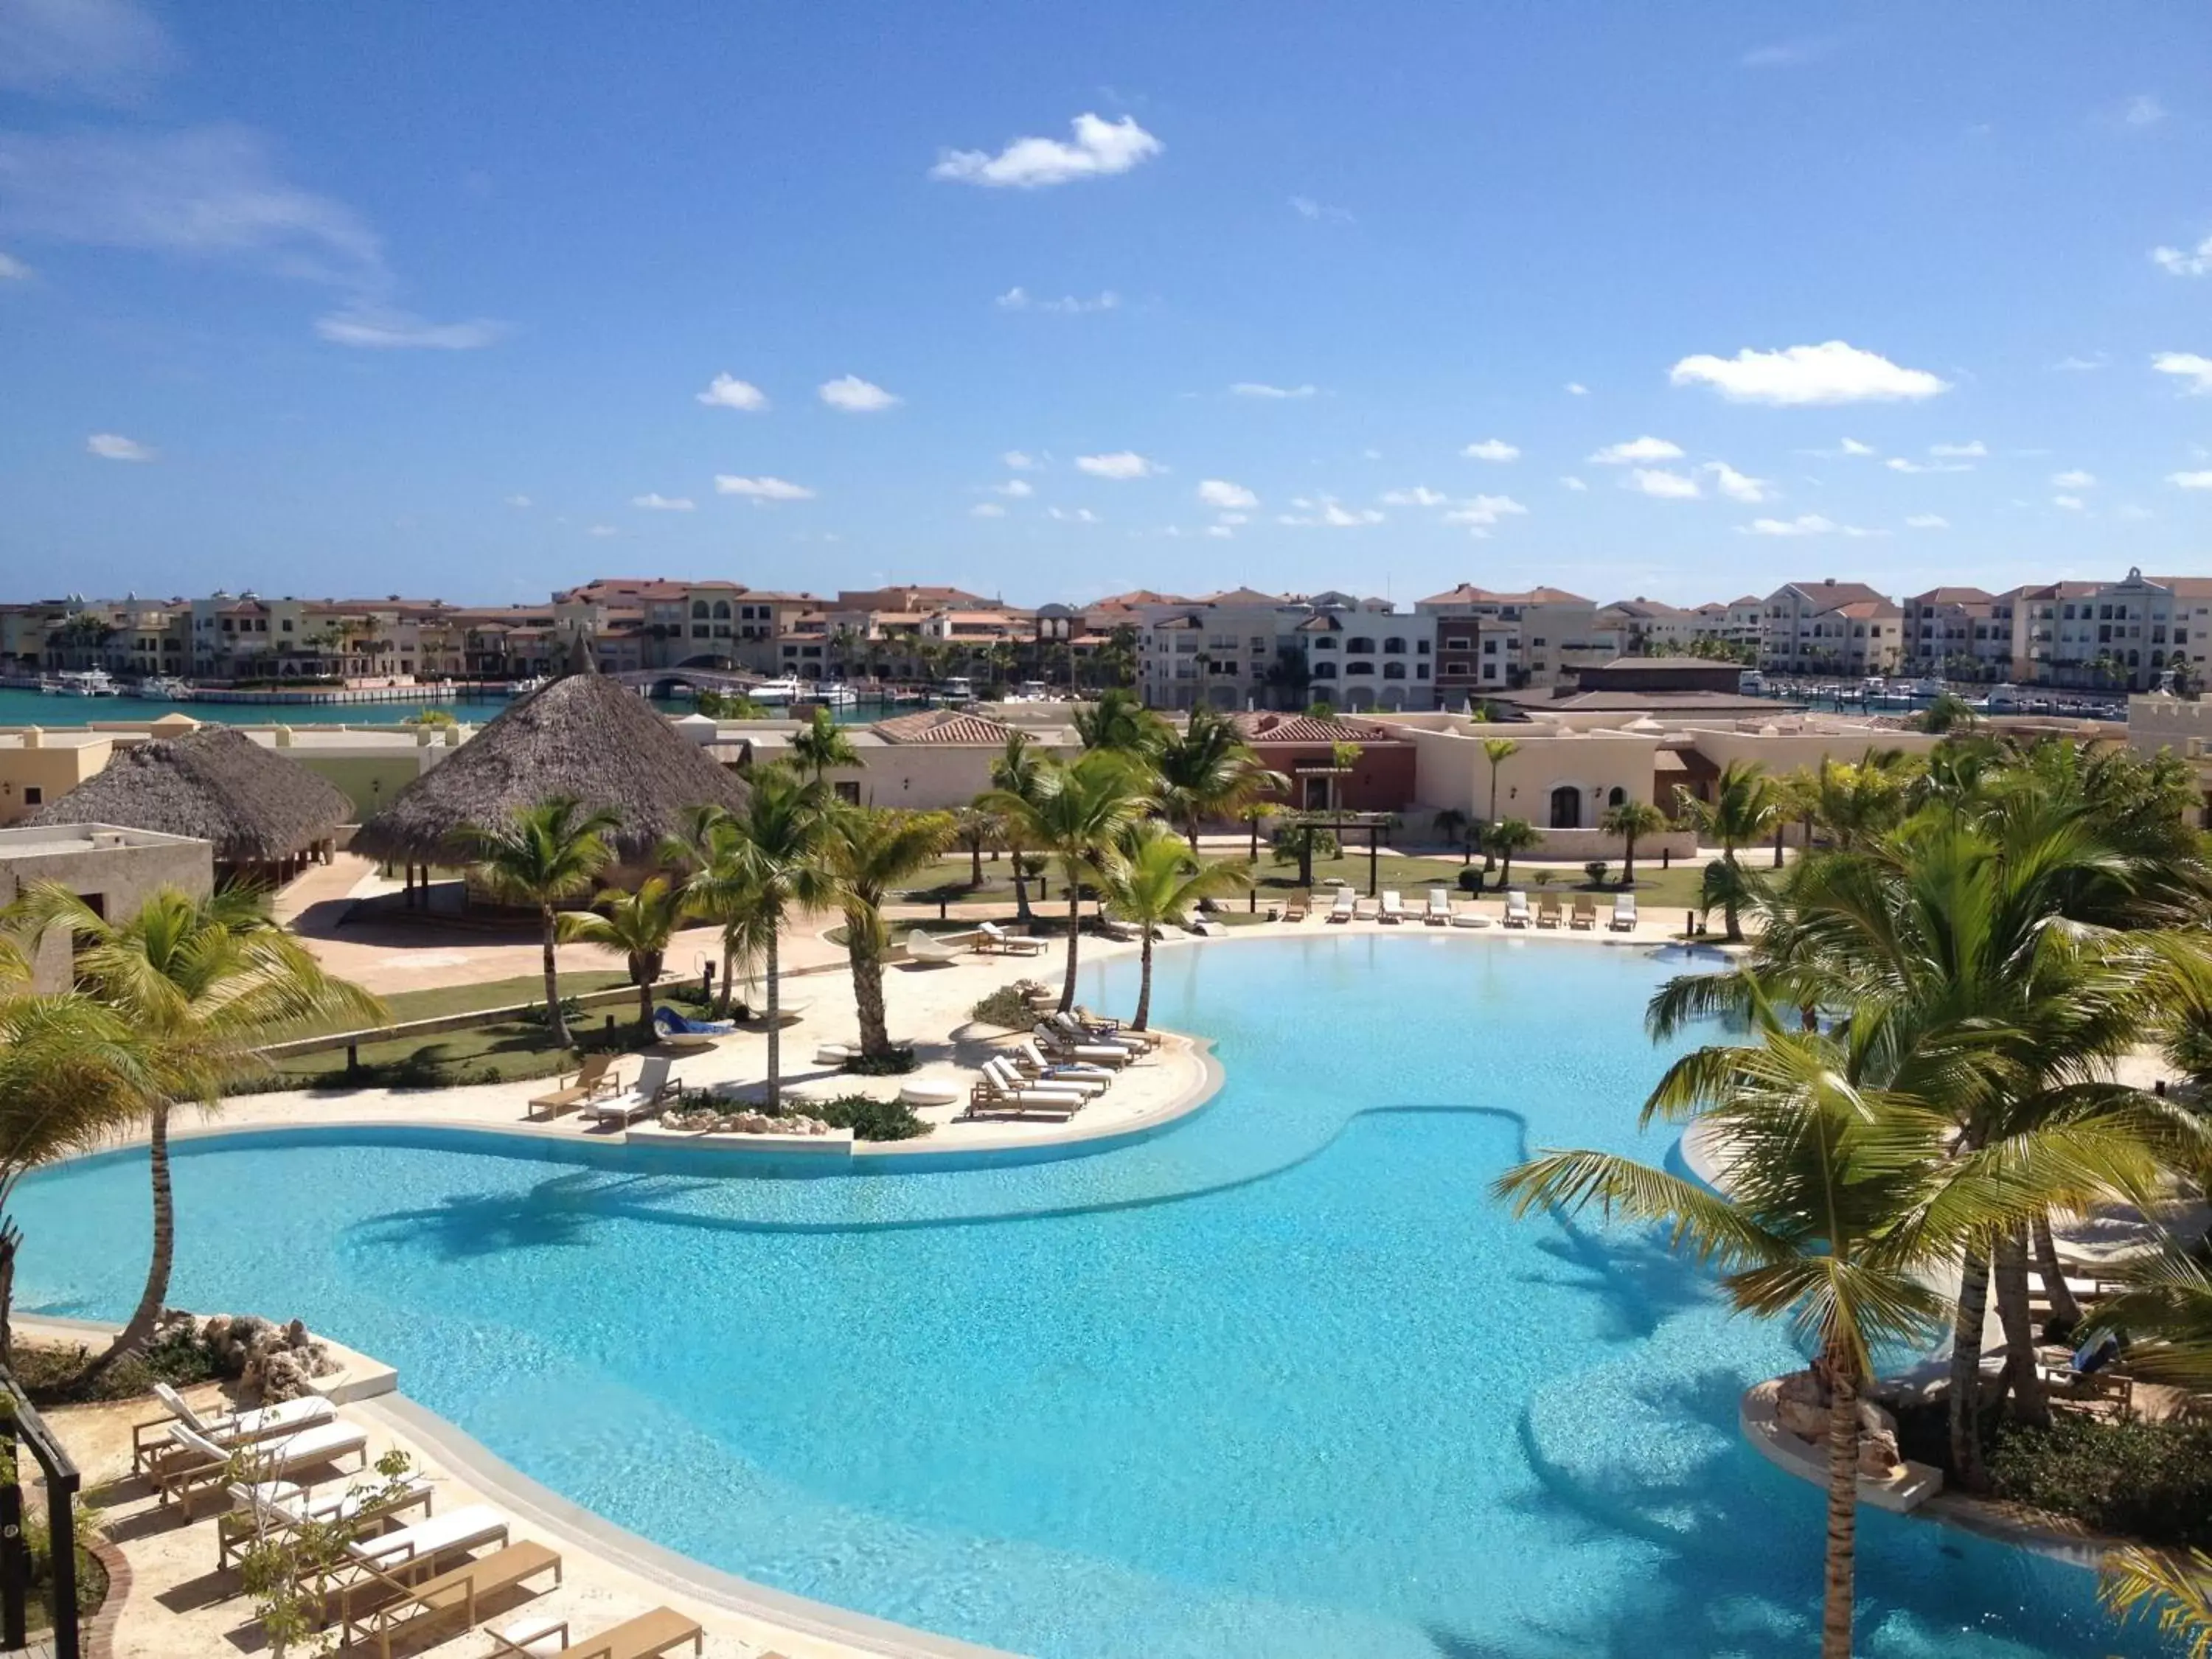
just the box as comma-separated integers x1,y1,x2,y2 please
136,1382,334,1475
527,1052,618,1120
1570,895,1597,931
1534,893,1563,929
491,1607,704,1659
1283,891,1310,921
158,1419,370,1517
340,1539,562,1659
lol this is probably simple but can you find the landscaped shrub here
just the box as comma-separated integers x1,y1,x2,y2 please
18,1322,220,1405
1271,825,1340,864
1456,868,1485,893
1584,860,1608,886
807,1093,933,1141
970,984,1036,1029
842,1046,918,1077
1987,1413,2212,1547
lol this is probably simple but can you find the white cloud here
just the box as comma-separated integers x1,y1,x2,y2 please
1380,485,1449,507
315,305,504,349
1839,437,1876,456
930,112,1162,189
1077,451,1156,480
1279,495,1383,528
1627,467,1701,499
2152,236,2212,278
696,373,768,411
1559,475,1587,491
631,493,694,511
1703,461,1771,502
970,501,1006,518
1206,524,1234,539
1885,456,1972,475
993,478,1034,498
0,251,27,279
1289,195,1352,223
1461,438,1520,462
1588,435,1683,465
1197,479,1258,509
1047,506,1101,524
2051,468,2096,488
818,374,899,412
2123,94,2168,128
1003,450,1039,470
1738,514,1878,538
2052,494,2086,511
1928,440,1986,458
1563,382,1589,396
1229,381,1318,399
1443,494,1529,536
504,494,531,508
585,524,619,538
2168,470,2212,489
2154,352,2212,394
1669,340,1950,405
0,0,173,99
2053,353,2110,372
995,285,1120,314
714,474,815,501
86,431,153,462
1905,514,1950,529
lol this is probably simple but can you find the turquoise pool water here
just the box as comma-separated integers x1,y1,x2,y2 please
16,936,2152,1658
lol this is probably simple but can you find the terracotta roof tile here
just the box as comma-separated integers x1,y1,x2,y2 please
873,709,1017,745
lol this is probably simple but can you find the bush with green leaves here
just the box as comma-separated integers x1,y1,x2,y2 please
1456,868,1484,893
1583,860,1607,886
970,984,1038,1029
1271,824,1340,865
841,1046,917,1077
806,1093,933,1141
1988,1414,2212,1547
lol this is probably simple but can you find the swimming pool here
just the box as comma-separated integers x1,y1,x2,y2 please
17,936,2154,1658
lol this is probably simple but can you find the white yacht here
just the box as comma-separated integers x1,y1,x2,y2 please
1985,684,2024,714
810,681,858,708
137,675,192,700
934,675,975,703
747,675,804,706
1736,669,1766,696
55,668,119,697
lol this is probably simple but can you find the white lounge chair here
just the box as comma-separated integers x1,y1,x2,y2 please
1424,888,1451,925
904,929,966,964
1503,891,1532,929
344,1503,510,1579
1013,1039,1115,1093
587,1054,677,1125
975,922,1045,956
1326,888,1355,923
1034,1022,1133,1066
159,1419,371,1515
1379,890,1406,924
967,1060,1086,1120
1449,901,1490,929
1053,1010,1155,1053
218,1474,436,1571
1609,894,1638,932
136,1381,335,1475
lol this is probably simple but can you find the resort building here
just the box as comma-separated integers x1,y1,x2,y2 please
1759,580,1904,675
1226,711,1417,812
1415,585,1622,695
0,726,117,827
0,821,212,991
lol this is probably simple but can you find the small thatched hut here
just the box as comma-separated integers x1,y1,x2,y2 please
27,726,350,886
350,673,748,884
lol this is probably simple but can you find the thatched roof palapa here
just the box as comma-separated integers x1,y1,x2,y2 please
26,726,351,866
350,673,748,864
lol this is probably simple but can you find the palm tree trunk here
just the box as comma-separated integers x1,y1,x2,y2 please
83,1102,174,1380
1010,837,1032,922
1820,1355,1862,1659
1993,1227,2052,1428
763,928,782,1109
970,838,984,886
716,937,737,1016
2031,1213,2082,1331
1133,932,1154,1032
1622,831,1638,885
636,973,653,1032
1722,850,1745,942
1948,1244,1994,1490
540,903,571,1045
1059,874,1082,1014
849,924,890,1059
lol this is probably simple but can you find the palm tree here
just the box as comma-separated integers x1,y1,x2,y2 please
663,804,766,1016
1672,760,1782,940
1093,824,1251,1029
1480,737,1520,832
1497,1012,2012,1659
952,807,1000,887
1484,817,1538,886
823,807,958,1062
1074,688,1166,756
1153,705,1289,851
790,706,860,786
557,876,686,1032
990,731,1046,922
1433,808,1472,864
2101,1548,2212,1659
452,796,619,1044
982,751,1153,1012
10,884,382,1377
1599,798,1668,884
689,765,836,1107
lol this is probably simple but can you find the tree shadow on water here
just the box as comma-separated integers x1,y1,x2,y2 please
347,1167,722,1260
1510,1216,1721,1346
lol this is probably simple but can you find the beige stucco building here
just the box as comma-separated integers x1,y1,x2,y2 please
0,822,214,990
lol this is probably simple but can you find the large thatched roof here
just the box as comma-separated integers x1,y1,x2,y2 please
27,726,350,865
350,673,748,863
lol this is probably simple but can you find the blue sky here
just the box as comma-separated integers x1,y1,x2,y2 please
4,1,2210,608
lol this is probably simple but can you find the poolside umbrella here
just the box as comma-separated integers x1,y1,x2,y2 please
351,671,748,869
26,725,350,885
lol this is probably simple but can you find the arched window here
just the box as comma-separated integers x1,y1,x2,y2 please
1345,636,1376,654
1549,785,1581,830
1311,661,1338,681
691,601,709,619
1345,661,1375,676
1607,785,1627,808
713,600,731,619
1382,637,1407,653
1382,661,1407,679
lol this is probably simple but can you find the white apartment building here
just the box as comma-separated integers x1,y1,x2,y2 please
1760,580,1903,675
2039,569,2212,691
1292,592,1438,712
1416,585,1621,695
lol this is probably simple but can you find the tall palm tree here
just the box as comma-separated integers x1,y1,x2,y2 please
990,730,1046,922
452,796,619,1044
2101,1548,2212,1659
1152,704,1290,851
1484,817,1539,886
982,751,1154,1012
1498,1009,2018,1659
1673,760,1783,940
10,883,382,1377
790,706,860,786
1599,798,1668,884
664,804,767,1016
1433,808,1472,864
689,765,836,1107
1093,824,1251,1029
557,876,686,1032
1479,736,1520,832
823,807,958,1061
1074,687,1166,757
953,807,1000,887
